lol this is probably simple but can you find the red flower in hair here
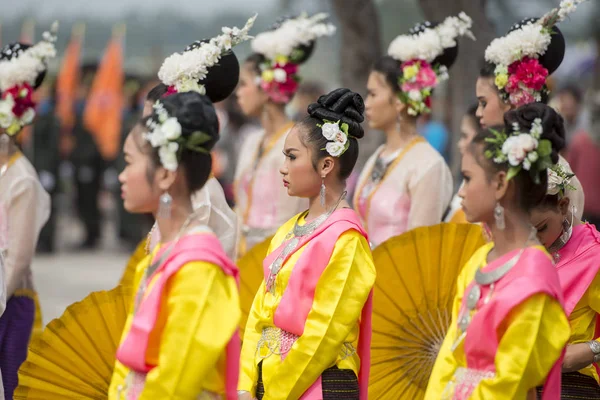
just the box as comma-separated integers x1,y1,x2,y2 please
4,83,36,118
164,85,178,97
507,57,548,92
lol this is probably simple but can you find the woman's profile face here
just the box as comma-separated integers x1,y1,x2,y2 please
476,77,511,129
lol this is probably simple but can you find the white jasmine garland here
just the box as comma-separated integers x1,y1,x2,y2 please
387,12,474,63
0,22,58,91
158,15,256,94
158,142,180,172
251,13,336,61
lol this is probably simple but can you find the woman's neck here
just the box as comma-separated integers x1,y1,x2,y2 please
487,209,536,262
155,196,195,245
261,104,291,138
306,179,348,221
383,118,419,155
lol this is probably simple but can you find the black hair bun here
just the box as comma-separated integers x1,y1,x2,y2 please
159,91,220,153
0,43,47,89
508,18,565,74
307,88,365,139
184,40,240,103
504,102,565,163
410,21,458,69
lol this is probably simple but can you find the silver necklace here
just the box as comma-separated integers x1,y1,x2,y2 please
265,191,346,293
547,214,574,261
452,229,537,350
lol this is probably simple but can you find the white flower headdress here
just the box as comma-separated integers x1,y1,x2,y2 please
251,13,336,104
485,118,554,183
319,120,351,157
485,0,588,106
144,101,212,172
158,15,256,95
387,12,474,64
386,13,474,116
251,13,336,62
0,22,58,136
547,162,575,197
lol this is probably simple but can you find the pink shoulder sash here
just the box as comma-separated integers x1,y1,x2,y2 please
556,223,600,376
461,247,565,399
116,233,240,400
263,208,372,400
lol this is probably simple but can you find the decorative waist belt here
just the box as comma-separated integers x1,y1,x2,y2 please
256,327,356,361
117,371,222,400
441,367,495,400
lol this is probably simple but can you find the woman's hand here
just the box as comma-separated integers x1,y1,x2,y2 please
562,342,596,373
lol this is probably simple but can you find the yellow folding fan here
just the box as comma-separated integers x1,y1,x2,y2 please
369,223,486,399
237,235,273,334
15,286,129,399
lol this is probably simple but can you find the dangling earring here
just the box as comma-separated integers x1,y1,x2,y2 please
396,115,401,133
158,192,172,219
494,202,505,230
320,177,326,207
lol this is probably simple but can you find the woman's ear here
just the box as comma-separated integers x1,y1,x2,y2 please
559,197,571,217
320,156,335,179
155,167,178,193
494,170,509,201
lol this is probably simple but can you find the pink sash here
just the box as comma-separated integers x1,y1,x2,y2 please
115,233,240,400
262,208,372,400
556,223,600,377
460,247,565,399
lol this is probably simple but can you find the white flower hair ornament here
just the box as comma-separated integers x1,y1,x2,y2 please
0,21,58,136
158,15,256,95
387,12,474,116
547,162,576,197
144,102,212,172
319,120,352,157
485,0,588,107
484,118,554,184
251,13,336,104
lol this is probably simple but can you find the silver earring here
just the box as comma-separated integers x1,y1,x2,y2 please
494,202,505,230
320,177,326,207
158,192,172,219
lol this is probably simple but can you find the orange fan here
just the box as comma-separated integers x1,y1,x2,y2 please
369,223,486,399
237,236,273,333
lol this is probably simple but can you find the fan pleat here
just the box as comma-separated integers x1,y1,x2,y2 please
369,223,486,399
15,286,128,399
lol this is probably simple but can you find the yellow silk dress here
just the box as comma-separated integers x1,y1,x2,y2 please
425,243,570,399
238,213,376,400
108,234,240,400
567,272,600,382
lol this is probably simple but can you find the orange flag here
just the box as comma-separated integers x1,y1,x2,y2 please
83,24,125,160
56,23,84,131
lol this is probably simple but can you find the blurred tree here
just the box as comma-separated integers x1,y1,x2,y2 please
419,0,496,173
330,0,382,97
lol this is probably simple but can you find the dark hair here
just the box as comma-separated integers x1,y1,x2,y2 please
298,88,365,180
469,103,565,213
139,91,219,192
147,44,240,105
465,103,478,121
557,84,583,104
146,83,168,103
0,43,47,89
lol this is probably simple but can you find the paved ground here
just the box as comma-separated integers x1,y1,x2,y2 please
30,199,132,324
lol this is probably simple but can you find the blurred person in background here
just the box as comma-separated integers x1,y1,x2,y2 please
290,80,326,121
70,64,104,250
25,81,61,254
417,103,449,160
566,91,600,229
555,84,589,143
